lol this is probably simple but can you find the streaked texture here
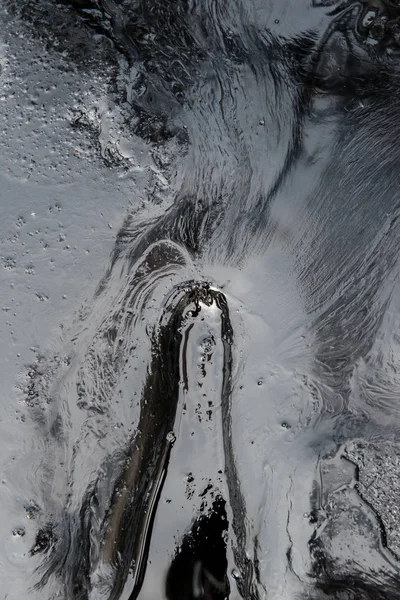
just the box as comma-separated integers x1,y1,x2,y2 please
1,1,400,599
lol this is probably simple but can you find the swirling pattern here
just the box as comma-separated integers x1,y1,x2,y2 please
4,0,400,598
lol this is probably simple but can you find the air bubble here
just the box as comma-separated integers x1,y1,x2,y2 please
166,431,176,444
231,568,241,580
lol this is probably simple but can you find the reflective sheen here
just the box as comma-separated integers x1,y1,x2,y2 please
2,0,400,599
